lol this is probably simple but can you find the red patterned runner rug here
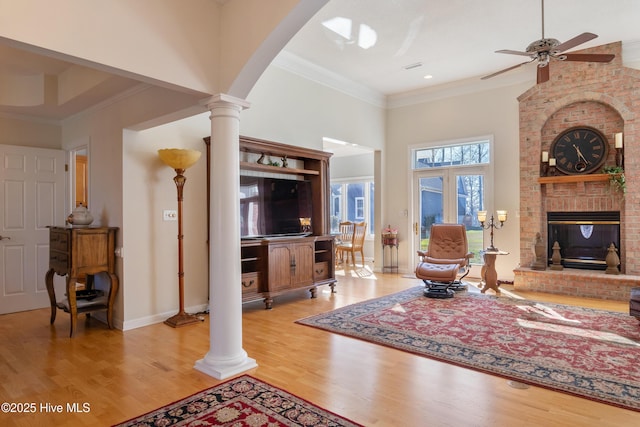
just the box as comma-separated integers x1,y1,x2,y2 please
297,286,640,412
113,375,362,426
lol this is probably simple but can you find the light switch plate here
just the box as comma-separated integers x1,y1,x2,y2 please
163,210,177,221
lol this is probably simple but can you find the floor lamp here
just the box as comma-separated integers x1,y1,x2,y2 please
158,148,202,328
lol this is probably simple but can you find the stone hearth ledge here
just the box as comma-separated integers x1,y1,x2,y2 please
514,268,638,301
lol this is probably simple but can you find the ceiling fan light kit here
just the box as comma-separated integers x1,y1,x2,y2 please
482,0,615,84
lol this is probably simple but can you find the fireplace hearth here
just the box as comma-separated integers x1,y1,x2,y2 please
547,211,620,271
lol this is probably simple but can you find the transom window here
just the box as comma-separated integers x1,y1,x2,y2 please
413,140,490,169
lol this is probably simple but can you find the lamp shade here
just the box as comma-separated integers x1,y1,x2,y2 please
158,148,201,170
477,210,487,223
497,210,508,222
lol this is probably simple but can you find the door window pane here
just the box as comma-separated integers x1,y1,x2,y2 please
418,176,444,251
457,174,484,264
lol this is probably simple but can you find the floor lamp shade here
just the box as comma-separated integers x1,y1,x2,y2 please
158,148,201,170
158,148,201,328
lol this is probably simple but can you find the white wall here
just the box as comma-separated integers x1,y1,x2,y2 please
386,82,531,279
0,116,60,148
122,115,209,327
242,66,385,151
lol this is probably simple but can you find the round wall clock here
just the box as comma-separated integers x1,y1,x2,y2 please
550,126,609,175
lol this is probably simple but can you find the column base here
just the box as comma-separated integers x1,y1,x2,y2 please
164,312,201,328
194,356,257,380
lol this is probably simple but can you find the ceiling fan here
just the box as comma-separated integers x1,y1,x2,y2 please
482,0,615,84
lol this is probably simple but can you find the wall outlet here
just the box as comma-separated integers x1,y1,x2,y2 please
163,210,177,221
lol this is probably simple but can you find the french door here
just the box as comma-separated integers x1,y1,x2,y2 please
413,167,486,265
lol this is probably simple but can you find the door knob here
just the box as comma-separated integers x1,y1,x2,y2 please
0,235,11,241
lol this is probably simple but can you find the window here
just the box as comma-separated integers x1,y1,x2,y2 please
330,179,374,235
413,140,490,169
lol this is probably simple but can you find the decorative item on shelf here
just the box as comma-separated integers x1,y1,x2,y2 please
477,210,507,251
66,203,94,227
531,232,546,270
602,165,626,196
382,224,398,246
257,153,266,164
281,155,288,168
548,157,557,176
550,240,563,270
158,148,202,328
614,132,624,168
605,243,620,275
540,151,549,176
299,217,311,233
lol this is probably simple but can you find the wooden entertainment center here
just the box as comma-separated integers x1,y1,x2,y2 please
204,136,336,309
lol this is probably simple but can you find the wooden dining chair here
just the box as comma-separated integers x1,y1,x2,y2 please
336,221,354,264
337,221,367,267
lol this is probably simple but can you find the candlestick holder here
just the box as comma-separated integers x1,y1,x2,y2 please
477,210,507,251
615,147,624,168
541,162,549,177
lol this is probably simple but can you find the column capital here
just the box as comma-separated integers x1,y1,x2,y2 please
202,94,251,112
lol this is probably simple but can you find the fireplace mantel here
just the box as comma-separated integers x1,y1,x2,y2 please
538,173,615,184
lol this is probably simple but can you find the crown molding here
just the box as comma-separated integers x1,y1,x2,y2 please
275,41,640,111
272,50,386,108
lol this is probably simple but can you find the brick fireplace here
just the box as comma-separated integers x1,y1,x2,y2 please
514,41,640,301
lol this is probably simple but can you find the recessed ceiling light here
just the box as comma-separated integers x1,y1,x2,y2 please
424,75,433,79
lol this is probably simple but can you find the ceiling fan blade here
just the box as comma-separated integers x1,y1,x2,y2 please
554,32,597,52
496,49,533,57
481,60,534,80
562,53,615,63
537,65,549,84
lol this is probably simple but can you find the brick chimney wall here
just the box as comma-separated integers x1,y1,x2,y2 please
515,41,640,300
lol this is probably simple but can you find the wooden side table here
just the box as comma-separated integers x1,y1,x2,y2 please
45,226,119,337
479,250,509,295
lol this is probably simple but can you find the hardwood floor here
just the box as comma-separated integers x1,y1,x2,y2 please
1,266,638,426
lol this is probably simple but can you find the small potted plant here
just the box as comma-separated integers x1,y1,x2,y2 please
602,166,626,196
382,225,398,246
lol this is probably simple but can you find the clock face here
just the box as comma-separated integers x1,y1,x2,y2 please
550,126,609,175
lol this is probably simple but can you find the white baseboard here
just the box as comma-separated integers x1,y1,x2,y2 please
122,303,209,331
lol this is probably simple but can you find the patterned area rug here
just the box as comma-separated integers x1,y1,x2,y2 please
297,286,640,411
114,375,362,426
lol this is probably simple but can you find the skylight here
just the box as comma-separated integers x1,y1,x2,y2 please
322,17,377,50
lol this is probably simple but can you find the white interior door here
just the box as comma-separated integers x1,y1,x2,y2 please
0,145,65,314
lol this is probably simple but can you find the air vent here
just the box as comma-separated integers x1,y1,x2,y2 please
403,62,423,70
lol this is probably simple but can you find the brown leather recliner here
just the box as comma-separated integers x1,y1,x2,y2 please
415,223,473,298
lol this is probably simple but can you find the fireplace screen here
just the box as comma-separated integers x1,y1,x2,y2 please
547,211,620,270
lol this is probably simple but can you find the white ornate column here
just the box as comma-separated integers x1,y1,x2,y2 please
195,94,257,379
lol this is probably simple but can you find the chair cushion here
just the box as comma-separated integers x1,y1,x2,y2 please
415,262,460,282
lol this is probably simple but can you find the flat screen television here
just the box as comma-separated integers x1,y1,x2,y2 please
239,176,313,238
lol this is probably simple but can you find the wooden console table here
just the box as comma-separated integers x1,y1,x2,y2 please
45,226,119,337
